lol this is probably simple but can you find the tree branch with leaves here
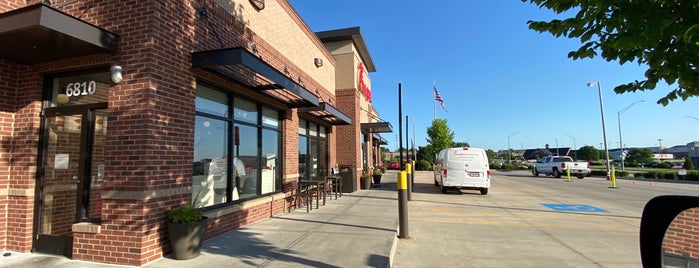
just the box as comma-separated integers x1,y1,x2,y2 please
522,0,699,105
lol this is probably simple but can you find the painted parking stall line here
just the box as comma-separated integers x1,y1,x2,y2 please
541,203,609,213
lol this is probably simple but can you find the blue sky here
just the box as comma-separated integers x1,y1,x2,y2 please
289,0,699,153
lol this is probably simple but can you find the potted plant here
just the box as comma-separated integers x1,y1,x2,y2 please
167,195,208,260
373,169,383,185
360,174,372,189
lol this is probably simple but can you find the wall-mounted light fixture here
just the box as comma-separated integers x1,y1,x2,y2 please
110,65,123,84
314,58,323,68
249,0,265,11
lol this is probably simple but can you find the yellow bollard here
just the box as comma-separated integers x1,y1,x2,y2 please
397,171,409,238
567,167,571,182
405,163,412,200
611,167,617,188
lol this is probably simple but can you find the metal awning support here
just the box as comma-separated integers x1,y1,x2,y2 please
0,3,118,64
192,47,320,108
298,102,352,125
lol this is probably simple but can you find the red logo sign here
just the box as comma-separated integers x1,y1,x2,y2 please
358,63,372,102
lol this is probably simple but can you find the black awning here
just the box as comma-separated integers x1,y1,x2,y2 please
361,122,393,133
298,102,352,125
192,47,319,108
372,134,387,145
0,4,118,65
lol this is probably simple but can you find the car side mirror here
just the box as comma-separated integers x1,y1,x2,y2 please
640,195,699,267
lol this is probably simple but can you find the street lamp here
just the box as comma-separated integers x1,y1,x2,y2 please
412,118,416,161
617,100,644,171
658,138,663,161
563,134,576,159
587,81,611,178
508,131,519,162
554,137,559,156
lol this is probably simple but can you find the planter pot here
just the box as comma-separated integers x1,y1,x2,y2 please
360,177,371,189
167,217,208,260
373,174,382,184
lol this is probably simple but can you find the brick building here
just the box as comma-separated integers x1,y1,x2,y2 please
0,0,389,266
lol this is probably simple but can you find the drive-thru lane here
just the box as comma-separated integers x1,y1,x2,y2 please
392,169,698,267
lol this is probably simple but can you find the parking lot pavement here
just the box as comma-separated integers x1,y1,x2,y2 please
392,170,647,267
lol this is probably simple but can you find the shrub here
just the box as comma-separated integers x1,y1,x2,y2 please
662,172,677,180
615,171,630,178
590,170,607,176
657,162,673,169
501,163,516,170
168,203,203,224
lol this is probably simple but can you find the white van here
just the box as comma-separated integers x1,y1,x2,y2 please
434,147,491,195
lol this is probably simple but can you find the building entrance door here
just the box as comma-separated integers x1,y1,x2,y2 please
33,104,107,257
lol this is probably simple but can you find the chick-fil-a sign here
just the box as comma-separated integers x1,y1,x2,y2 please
357,63,372,102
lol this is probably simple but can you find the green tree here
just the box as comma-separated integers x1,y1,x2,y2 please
576,145,599,161
424,119,455,163
522,0,699,105
625,148,655,166
685,157,695,170
485,149,496,161
452,141,471,147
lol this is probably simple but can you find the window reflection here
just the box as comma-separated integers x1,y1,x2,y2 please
193,116,228,207
298,120,329,180
262,129,279,194
236,124,258,198
193,83,282,207
662,207,699,266
195,84,228,117
234,98,257,124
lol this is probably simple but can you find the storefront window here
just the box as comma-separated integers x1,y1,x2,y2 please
193,116,228,207
194,82,282,207
195,85,228,117
261,129,280,194
298,120,329,180
234,98,257,124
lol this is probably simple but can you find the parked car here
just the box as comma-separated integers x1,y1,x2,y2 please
533,156,590,179
388,162,400,170
433,147,490,195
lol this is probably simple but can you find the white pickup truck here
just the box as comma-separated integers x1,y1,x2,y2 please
532,156,590,179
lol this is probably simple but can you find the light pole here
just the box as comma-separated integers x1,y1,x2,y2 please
587,81,611,178
412,118,416,162
508,131,519,162
563,134,576,159
658,138,663,161
617,100,644,171
554,138,559,156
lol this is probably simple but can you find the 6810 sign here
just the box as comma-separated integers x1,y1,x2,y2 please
65,81,97,97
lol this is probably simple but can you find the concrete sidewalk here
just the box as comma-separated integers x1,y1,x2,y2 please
0,177,402,268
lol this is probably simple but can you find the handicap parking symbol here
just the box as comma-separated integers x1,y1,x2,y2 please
541,203,609,213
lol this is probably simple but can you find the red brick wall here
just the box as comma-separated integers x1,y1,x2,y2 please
0,57,43,253
336,89,361,189
0,59,20,252
0,0,341,265
663,208,699,259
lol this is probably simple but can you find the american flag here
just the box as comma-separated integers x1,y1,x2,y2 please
434,86,447,112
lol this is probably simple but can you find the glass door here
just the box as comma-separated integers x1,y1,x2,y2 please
34,106,105,257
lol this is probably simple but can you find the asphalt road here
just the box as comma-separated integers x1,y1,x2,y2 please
391,169,699,267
